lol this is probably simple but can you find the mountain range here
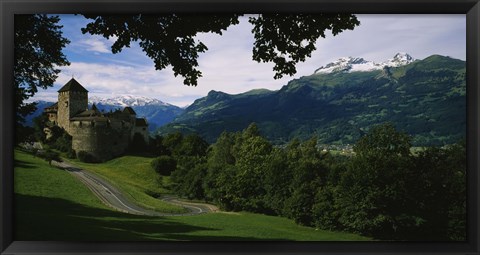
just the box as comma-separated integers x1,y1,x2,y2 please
89,96,184,131
314,52,416,74
25,96,184,131
157,54,466,146
25,53,466,146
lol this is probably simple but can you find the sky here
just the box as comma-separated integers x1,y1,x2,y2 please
32,14,466,107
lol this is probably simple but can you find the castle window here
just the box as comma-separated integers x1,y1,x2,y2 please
65,101,68,107
91,121,95,127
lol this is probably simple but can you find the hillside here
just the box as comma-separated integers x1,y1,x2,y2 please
14,149,370,241
157,54,466,146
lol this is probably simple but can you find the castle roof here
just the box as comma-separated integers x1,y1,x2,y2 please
135,118,148,127
71,116,109,122
58,78,88,93
46,102,58,108
71,104,105,121
123,107,136,115
44,102,58,113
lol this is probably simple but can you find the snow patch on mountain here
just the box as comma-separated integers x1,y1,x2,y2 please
89,95,173,107
314,53,416,74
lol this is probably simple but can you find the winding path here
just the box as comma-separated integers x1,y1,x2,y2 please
52,161,218,216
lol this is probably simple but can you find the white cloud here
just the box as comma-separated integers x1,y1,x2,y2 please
33,14,466,107
77,37,111,54
52,62,206,107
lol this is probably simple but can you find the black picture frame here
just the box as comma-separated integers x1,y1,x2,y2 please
1,0,479,254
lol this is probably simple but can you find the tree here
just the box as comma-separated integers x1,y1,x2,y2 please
204,131,237,204
230,133,272,212
167,133,209,199
15,15,70,127
410,141,466,240
32,115,48,143
263,148,292,215
353,123,411,158
151,155,177,176
249,14,360,79
284,136,326,225
43,149,61,166
162,132,184,155
149,135,169,156
174,134,209,157
336,123,414,239
171,156,208,200
81,14,359,85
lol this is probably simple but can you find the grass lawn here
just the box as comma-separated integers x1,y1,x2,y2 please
14,149,371,241
65,155,187,214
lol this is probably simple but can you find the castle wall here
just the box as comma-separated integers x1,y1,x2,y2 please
71,120,130,161
132,126,149,144
47,113,57,124
57,91,88,134
53,80,151,162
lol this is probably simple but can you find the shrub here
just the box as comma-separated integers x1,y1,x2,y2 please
43,149,61,165
66,148,76,159
151,155,177,176
52,132,72,152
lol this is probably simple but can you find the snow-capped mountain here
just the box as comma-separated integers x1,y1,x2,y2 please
89,95,172,107
87,95,184,131
383,52,416,67
314,53,417,74
25,96,185,131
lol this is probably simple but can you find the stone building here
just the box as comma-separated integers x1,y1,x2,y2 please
43,102,58,124
44,78,149,161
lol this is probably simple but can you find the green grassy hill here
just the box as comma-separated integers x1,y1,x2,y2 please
14,149,371,241
67,155,186,214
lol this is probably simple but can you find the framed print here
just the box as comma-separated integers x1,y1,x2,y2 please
1,0,479,254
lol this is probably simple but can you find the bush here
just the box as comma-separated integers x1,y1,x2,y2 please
66,148,76,159
43,149,61,165
52,132,72,153
77,151,98,163
151,155,177,176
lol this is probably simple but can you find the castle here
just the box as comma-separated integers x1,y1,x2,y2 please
44,78,149,161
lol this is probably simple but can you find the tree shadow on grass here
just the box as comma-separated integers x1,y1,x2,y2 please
14,194,289,241
14,159,37,169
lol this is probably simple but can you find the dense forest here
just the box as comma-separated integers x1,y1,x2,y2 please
149,123,466,241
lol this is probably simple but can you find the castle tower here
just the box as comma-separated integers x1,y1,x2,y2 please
57,78,88,134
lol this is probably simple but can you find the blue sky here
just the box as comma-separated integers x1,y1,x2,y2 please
32,14,466,107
